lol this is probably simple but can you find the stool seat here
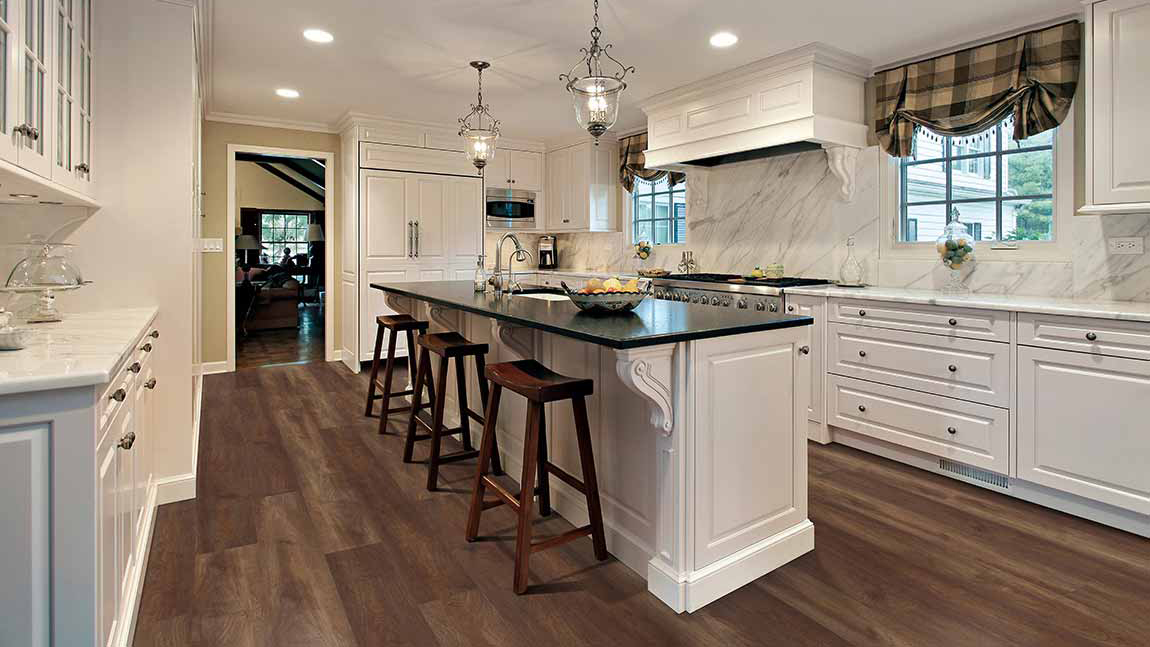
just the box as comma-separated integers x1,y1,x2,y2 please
485,360,594,402
377,314,429,332
419,331,490,358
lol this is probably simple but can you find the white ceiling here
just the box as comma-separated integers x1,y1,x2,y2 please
209,0,1082,141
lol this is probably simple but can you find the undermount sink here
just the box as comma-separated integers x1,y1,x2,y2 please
513,292,569,302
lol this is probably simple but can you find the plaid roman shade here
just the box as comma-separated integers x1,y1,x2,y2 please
619,132,684,192
872,20,1082,158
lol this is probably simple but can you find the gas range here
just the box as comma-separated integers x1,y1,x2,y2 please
651,274,832,312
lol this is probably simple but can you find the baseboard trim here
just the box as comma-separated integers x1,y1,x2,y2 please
116,483,158,647
202,360,230,375
155,473,196,504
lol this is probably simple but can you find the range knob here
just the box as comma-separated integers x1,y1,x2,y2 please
691,295,700,304
655,290,665,299
721,296,732,307
737,298,748,309
710,297,720,306
768,303,779,313
755,302,766,311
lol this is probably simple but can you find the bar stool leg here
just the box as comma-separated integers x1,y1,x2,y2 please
514,401,543,594
403,347,432,464
364,321,385,416
572,395,608,561
405,330,418,377
454,357,473,451
474,355,503,476
376,329,400,435
425,354,451,492
536,406,552,517
466,384,503,542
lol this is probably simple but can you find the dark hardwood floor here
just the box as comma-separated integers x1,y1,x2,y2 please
236,304,324,370
133,361,1150,646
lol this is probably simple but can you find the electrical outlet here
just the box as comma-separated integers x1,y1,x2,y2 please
1108,237,1145,255
201,238,224,253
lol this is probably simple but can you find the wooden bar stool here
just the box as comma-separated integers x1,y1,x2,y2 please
405,331,503,491
364,314,433,436
465,359,608,594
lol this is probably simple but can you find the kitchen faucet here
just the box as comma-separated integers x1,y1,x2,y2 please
491,232,532,294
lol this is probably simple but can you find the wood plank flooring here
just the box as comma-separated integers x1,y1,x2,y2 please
236,305,324,370
133,361,1150,646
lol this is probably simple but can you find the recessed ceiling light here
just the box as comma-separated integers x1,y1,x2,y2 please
276,88,300,99
710,31,738,48
10,193,38,199
303,28,333,44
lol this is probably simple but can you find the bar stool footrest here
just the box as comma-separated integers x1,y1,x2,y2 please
531,525,593,554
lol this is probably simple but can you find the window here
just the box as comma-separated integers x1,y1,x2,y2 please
260,212,311,261
900,115,1055,244
631,176,686,245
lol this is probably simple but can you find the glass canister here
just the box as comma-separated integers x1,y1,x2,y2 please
936,209,975,294
839,236,865,286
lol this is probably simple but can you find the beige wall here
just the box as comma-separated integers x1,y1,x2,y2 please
201,121,342,364
236,161,323,215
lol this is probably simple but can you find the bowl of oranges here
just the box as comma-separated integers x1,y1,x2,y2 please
561,277,651,313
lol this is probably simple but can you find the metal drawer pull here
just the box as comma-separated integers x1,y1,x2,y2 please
799,345,810,355
150,330,160,339
141,343,153,352
858,309,866,316
110,388,127,402
145,378,158,389
128,362,141,374
948,318,958,326
947,426,957,435
948,364,958,373
857,404,867,412
858,350,867,358
1086,332,1097,342
118,432,136,450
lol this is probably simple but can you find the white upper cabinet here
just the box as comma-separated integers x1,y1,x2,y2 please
1082,0,1150,214
544,139,617,232
486,148,543,192
0,1,20,162
17,0,53,179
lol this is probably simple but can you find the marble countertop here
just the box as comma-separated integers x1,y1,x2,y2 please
0,307,159,396
786,285,1150,322
371,281,811,349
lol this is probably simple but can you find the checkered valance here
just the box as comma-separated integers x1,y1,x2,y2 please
871,20,1082,158
619,132,684,192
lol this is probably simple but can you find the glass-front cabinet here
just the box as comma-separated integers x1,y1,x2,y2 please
17,0,52,178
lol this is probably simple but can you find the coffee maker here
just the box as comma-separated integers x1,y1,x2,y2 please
538,235,557,269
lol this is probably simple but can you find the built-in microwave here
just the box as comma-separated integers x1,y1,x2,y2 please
485,188,537,229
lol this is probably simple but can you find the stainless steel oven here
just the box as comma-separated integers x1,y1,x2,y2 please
485,188,537,229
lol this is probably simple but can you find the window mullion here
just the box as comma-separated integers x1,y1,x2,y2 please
996,124,1003,241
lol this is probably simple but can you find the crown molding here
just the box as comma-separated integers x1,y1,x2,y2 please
205,111,338,134
336,111,546,152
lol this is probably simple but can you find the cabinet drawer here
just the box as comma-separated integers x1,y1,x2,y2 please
829,322,1011,407
1018,312,1150,361
1018,346,1150,514
829,298,1010,342
828,374,1009,474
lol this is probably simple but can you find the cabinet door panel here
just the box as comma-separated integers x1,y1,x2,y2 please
1092,0,1150,205
17,0,52,178
115,406,135,599
485,153,510,189
509,150,542,191
0,423,51,647
546,147,570,230
361,269,408,361
413,175,446,261
362,171,411,262
50,0,77,189
0,0,20,163
97,439,117,647
788,295,824,423
449,176,482,261
568,143,590,229
1018,346,1150,514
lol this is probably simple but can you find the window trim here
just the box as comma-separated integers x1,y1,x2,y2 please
880,110,1074,263
625,176,688,246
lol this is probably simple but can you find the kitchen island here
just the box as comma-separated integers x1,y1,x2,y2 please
371,280,814,612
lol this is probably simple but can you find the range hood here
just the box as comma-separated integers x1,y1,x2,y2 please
639,43,871,200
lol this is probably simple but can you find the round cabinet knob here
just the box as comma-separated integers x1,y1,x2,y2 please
787,305,795,312
947,426,957,435
145,378,157,390
141,343,153,352
949,318,958,326
799,345,811,355
755,303,766,311
118,432,136,450
858,404,867,412
948,364,958,373
858,350,867,358
1086,332,1098,342
150,330,160,339
128,362,141,374
858,309,867,317
110,388,127,402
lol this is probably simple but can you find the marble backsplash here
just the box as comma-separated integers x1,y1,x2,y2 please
485,146,1150,302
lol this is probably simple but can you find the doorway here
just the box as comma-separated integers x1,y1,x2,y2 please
226,145,335,371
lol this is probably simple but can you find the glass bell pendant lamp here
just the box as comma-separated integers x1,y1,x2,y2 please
458,61,500,171
560,0,634,143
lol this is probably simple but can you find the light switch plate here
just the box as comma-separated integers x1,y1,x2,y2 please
1108,237,1144,255
201,238,224,253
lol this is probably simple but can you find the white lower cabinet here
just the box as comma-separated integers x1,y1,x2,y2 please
1018,345,1150,514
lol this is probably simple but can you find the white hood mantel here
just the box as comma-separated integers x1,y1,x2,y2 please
639,43,871,201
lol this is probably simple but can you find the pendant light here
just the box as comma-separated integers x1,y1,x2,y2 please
560,0,634,144
458,61,500,171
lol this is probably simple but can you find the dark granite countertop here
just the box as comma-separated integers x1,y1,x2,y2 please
370,281,812,349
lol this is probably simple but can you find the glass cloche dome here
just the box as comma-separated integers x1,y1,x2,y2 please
2,238,90,322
